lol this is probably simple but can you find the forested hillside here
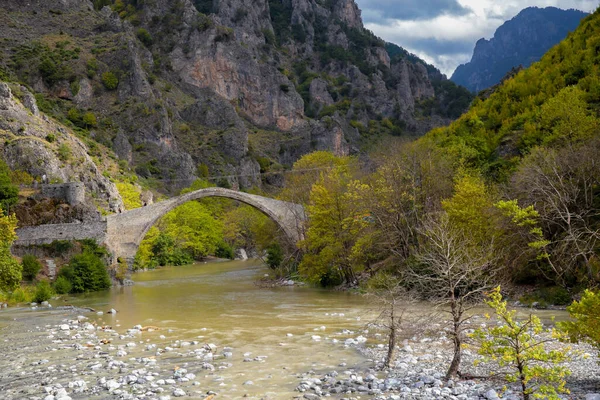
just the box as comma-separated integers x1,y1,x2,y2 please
289,8,600,297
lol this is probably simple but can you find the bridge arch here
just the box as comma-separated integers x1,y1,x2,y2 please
104,188,306,263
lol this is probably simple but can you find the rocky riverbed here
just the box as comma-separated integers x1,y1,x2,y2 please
1,302,599,400
295,316,600,400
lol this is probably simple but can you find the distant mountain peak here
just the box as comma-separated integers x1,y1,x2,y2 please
451,6,588,93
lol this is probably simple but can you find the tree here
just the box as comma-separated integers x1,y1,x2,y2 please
21,255,42,281
158,202,223,259
101,71,119,90
472,287,571,400
357,141,455,272
0,160,18,214
61,252,111,293
0,210,21,292
560,290,600,357
407,214,499,379
509,137,600,285
298,167,373,286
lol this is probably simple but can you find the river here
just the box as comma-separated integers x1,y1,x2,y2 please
0,260,381,399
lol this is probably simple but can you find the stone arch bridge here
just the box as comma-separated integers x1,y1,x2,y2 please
14,188,306,264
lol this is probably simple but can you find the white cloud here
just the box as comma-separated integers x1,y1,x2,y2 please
357,0,599,76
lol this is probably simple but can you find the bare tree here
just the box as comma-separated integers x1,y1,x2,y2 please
511,140,600,284
406,214,501,380
365,278,430,369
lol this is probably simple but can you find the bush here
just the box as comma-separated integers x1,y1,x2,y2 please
215,241,234,260
57,143,71,162
266,243,283,269
21,255,42,281
45,133,56,143
136,28,153,47
101,71,119,90
33,280,53,302
53,275,72,294
61,252,111,293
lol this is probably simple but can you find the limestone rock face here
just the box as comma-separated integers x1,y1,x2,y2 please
0,0,471,194
0,83,124,213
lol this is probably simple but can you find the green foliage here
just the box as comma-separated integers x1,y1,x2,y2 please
0,159,19,213
268,0,293,45
266,243,283,270
21,255,42,281
472,287,571,400
60,252,111,293
560,290,600,356
53,275,72,295
101,71,119,90
57,143,72,162
215,241,234,260
158,202,223,259
299,162,372,286
43,240,73,257
136,28,153,47
0,210,20,292
424,9,600,179
82,112,97,128
45,133,56,143
116,181,142,209
150,232,193,266
33,280,53,303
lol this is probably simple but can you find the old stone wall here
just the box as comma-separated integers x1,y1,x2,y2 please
15,221,107,247
40,183,85,205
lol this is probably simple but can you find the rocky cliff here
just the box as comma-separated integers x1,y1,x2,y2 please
451,7,588,93
0,82,124,213
0,0,471,194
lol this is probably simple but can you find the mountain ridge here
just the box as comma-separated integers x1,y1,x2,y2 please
451,6,588,93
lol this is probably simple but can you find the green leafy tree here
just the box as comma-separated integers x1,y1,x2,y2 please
266,243,283,269
472,287,571,400
560,290,600,357
116,181,142,209
0,160,19,214
158,202,223,259
61,252,111,293
299,166,373,286
21,255,42,281
0,210,21,292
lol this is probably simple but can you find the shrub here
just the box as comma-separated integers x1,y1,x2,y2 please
0,160,19,213
82,112,97,128
61,252,111,293
136,28,153,47
33,280,53,302
21,255,42,281
560,290,600,356
215,241,234,260
266,243,283,269
53,275,72,294
45,133,56,143
0,250,21,292
472,287,571,400
57,143,72,162
101,71,119,90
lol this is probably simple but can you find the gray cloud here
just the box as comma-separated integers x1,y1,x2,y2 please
357,0,599,75
358,0,471,22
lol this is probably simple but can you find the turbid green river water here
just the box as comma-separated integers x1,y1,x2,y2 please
0,259,380,398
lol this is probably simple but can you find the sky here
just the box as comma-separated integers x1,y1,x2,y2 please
355,0,599,76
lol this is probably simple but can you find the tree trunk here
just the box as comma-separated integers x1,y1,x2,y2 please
385,305,397,368
446,333,461,379
446,300,462,380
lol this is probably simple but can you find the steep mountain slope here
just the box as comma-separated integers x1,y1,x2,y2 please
451,7,588,93
0,0,471,195
427,8,600,180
